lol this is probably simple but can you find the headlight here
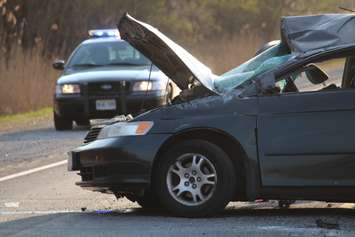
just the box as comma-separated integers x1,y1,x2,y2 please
98,121,154,139
56,84,81,94
132,81,165,91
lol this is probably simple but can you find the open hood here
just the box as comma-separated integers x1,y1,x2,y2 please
118,13,216,93
281,14,355,54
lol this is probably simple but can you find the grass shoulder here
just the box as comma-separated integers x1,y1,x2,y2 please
0,107,52,132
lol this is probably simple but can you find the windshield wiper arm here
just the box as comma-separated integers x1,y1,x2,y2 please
107,62,146,66
70,63,103,67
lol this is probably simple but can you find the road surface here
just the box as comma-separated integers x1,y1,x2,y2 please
1,120,355,237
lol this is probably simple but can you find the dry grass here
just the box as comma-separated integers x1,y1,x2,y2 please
0,107,52,133
192,34,264,74
0,47,60,115
0,35,264,115
0,107,52,123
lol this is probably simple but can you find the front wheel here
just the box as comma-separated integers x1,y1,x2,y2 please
75,119,90,127
154,140,236,217
165,83,173,105
54,112,73,131
121,191,162,210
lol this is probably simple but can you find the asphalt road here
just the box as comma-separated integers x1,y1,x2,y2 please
1,121,355,237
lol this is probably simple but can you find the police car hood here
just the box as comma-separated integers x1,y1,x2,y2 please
57,65,165,84
118,13,217,93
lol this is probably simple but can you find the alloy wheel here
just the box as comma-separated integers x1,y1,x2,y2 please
166,153,217,206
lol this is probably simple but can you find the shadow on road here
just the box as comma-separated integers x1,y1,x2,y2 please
1,208,355,236
222,206,355,217
102,206,355,218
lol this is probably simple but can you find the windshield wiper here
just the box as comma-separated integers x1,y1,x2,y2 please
107,62,146,66
70,63,103,67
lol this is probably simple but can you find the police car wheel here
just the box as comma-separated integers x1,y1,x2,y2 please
54,112,73,131
166,83,173,105
75,120,90,127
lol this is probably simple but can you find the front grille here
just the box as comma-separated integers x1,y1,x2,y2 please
83,126,103,144
87,81,130,96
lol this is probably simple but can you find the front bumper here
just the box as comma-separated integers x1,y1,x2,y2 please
69,134,169,194
54,91,167,120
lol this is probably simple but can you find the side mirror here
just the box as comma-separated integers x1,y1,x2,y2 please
304,64,329,84
247,71,278,96
53,59,65,70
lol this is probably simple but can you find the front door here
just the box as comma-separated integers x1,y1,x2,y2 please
257,56,355,188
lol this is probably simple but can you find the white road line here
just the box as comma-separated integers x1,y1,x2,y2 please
0,160,67,183
0,210,77,215
4,202,20,208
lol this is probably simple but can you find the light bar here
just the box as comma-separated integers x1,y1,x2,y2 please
88,29,121,39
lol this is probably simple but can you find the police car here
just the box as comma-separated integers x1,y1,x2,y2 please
52,29,173,130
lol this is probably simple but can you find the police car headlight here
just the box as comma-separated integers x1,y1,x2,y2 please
56,84,81,94
132,81,165,91
98,121,154,138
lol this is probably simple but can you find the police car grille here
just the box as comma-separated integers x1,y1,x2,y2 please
87,82,130,95
84,126,103,144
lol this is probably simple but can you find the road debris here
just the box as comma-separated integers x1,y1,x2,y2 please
95,209,113,214
315,219,340,230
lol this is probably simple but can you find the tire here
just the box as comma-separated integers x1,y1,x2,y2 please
54,112,73,130
123,191,162,210
75,119,90,127
278,200,295,209
165,83,173,105
154,140,236,217
136,191,162,210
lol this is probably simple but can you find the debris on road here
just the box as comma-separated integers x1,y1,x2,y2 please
315,219,340,230
95,209,113,214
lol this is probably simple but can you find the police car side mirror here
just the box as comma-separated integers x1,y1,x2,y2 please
53,60,65,70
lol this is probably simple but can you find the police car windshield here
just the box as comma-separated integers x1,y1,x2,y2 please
68,41,151,67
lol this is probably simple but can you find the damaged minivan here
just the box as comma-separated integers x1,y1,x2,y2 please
69,14,355,217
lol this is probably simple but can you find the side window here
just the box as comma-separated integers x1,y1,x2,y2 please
277,57,346,94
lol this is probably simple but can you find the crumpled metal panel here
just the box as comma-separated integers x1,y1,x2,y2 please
281,14,355,54
118,13,216,93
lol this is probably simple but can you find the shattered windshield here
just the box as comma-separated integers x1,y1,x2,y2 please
214,43,292,93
